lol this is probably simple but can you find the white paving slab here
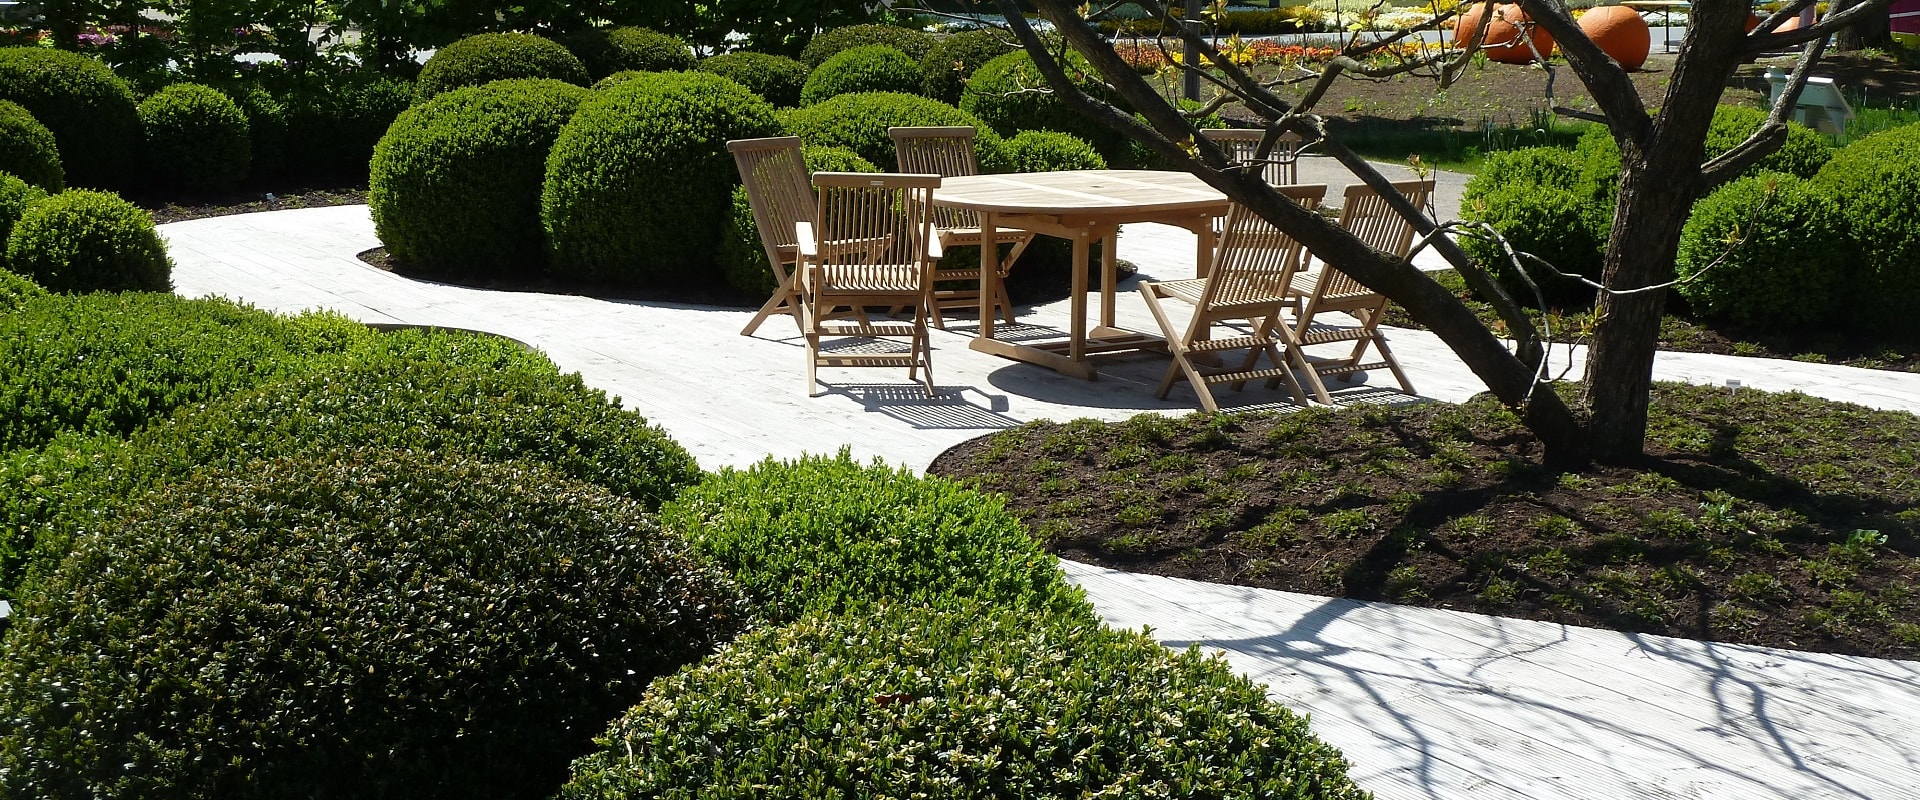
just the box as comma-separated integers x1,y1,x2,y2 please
160,204,1920,800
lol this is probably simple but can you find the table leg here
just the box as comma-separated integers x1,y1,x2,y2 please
979,211,1000,340
1070,229,1089,363
1099,225,1119,329
1195,213,1217,279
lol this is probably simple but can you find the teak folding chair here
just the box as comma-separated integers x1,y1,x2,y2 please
1137,184,1328,412
1199,128,1305,186
1282,179,1433,404
728,136,816,336
798,172,944,397
889,126,1034,328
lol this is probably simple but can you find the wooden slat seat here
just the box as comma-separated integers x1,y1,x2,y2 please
890,126,1036,328
798,172,944,396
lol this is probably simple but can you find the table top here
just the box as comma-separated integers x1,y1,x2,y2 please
931,169,1227,217
1619,1,1690,8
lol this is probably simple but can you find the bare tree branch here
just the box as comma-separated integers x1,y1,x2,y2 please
1515,0,1650,143
1747,0,1892,53
1701,32,1829,187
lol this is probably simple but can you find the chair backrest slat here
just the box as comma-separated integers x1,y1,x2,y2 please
1199,128,1304,186
890,126,983,230
1308,178,1434,305
811,172,942,270
1201,184,1326,311
728,136,814,272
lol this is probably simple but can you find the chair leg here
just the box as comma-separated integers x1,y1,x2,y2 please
742,280,800,337
915,301,936,396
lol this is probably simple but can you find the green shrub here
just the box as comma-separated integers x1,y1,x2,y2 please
1675,172,1850,328
658,451,1089,624
218,82,287,183
1461,182,1608,308
542,71,781,286
0,47,137,190
0,100,61,192
1003,129,1107,172
277,69,413,186
921,28,1021,105
963,49,1135,168
0,449,746,800
558,602,1370,800
1702,104,1833,179
0,170,46,264
3,189,170,293
800,45,924,105
697,51,809,107
559,26,695,80
0,293,369,453
137,82,252,196
1810,123,1920,333
0,265,40,311
799,23,937,67
1464,146,1584,199
1573,126,1622,207
371,78,593,278
414,33,589,103
778,91,1004,171
717,145,877,296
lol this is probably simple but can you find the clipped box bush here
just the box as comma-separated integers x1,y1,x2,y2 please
4,189,170,293
1810,122,1920,334
799,44,924,105
963,49,1137,168
717,145,877,297
1003,129,1107,172
0,47,138,190
137,82,252,196
0,264,41,311
1464,146,1583,197
0,448,746,800
921,28,1020,105
778,91,1005,171
799,23,937,66
0,170,46,262
542,70,781,286
1461,182,1608,308
371,78,593,278
558,602,1371,800
277,69,413,186
560,26,696,80
0,99,62,192
1702,103,1833,179
658,451,1091,624
1675,172,1850,328
414,32,589,103
217,82,287,184
697,51,809,107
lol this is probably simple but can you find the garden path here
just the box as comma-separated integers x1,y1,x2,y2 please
160,202,1920,800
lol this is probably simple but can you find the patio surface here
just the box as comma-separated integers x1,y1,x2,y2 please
159,175,1920,798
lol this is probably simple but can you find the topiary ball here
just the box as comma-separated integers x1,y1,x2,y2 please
137,82,252,196
799,23,938,67
0,448,747,800
217,82,287,183
777,91,1004,172
717,145,878,297
921,28,1020,105
799,44,924,105
0,265,40,312
1463,146,1584,199
1810,123,1920,334
0,47,138,190
0,170,47,263
4,189,170,293
414,33,590,103
557,602,1370,800
697,51,809,108
559,26,696,80
962,49,1136,168
0,99,62,192
542,71,781,286
1675,172,1850,328
277,69,413,187
371,78,593,278
1461,182,1608,308
1701,104,1833,179
1002,129,1107,172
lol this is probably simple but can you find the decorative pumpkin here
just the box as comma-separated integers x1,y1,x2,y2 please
1578,5,1651,71
1455,2,1556,64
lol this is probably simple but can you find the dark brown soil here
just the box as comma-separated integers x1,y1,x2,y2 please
929,384,1920,659
139,186,369,225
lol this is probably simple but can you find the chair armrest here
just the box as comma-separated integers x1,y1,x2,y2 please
795,222,816,257
926,235,943,260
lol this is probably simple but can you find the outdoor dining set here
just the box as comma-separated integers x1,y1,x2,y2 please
728,128,1434,412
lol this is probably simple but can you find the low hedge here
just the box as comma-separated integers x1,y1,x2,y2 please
415,33,589,103
921,28,1020,105
543,70,781,286
717,145,878,297
3,189,171,293
370,78,593,278
778,91,1005,171
0,99,61,192
799,44,924,106
697,51,809,108
658,451,1091,625
557,602,1371,800
962,49,1137,168
559,26,695,80
0,47,138,190
137,82,252,196
799,23,937,67
1675,172,1850,328
217,82,288,184
1701,104,1832,180
0,448,746,800
1809,123,1920,334
1461,181,1607,308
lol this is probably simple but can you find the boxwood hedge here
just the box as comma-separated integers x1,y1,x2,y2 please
414,33,590,103
0,99,61,192
0,170,45,263
0,449,746,800
921,28,1020,105
799,44,924,105
1460,147,1610,307
276,69,413,186
1809,122,1920,333
963,49,1134,168
0,264,40,311
798,23,937,66
717,144,878,297
0,47,138,190
1675,172,1850,328
697,51,809,108
542,70,781,286
371,78,593,278
777,91,1004,172
3,189,171,293
1701,104,1832,180
560,26,696,80
557,602,1371,800
137,82,252,196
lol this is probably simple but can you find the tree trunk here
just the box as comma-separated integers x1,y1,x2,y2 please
1582,158,1694,461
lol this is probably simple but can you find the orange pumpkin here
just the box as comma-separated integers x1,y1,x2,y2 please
1455,2,1556,64
1577,5,1651,71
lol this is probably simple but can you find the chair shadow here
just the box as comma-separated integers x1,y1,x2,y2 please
816,383,1021,430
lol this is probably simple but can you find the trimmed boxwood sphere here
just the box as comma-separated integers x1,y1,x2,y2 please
0,265,41,311
557,602,1370,800
778,91,1004,172
1809,123,1920,334
138,82,252,196
0,99,62,192
717,145,877,296
0,47,138,190
1003,129,1107,172
800,44,924,105
799,23,937,67
697,51,808,108
542,70,781,286
4,189,170,293
560,26,696,80
1702,104,1832,179
1675,172,1850,328
0,448,747,800
414,33,590,103
963,49,1137,168
371,78,593,278
1462,181,1608,308
0,170,46,261
922,28,1020,105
